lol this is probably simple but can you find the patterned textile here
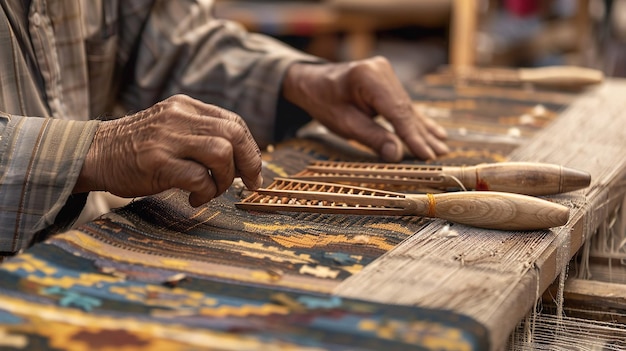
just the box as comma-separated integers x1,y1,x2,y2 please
0,138,496,350
0,242,488,350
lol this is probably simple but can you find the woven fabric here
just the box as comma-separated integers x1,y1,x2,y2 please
0,240,489,350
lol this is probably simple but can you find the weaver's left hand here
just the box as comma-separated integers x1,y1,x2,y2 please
282,56,449,162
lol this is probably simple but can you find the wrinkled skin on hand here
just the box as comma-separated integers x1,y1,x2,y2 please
283,56,449,162
74,94,263,207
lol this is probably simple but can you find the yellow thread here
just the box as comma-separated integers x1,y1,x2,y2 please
366,223,414,235
426,193,436,217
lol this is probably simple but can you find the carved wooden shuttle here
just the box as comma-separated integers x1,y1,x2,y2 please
236,178,570,231
292,161,591,196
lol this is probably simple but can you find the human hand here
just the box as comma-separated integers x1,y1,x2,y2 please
74,94,263,207
282,57,449,162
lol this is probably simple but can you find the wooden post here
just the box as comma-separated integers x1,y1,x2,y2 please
450,0,478,69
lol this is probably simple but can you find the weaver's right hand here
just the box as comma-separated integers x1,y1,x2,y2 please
73,94,263,207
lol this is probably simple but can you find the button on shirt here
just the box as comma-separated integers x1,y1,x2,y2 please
0,0,319,255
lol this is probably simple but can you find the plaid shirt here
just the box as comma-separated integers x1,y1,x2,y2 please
0,0,318,255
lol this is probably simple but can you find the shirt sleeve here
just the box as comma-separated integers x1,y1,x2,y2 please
116,0,323,148
0,114,99,254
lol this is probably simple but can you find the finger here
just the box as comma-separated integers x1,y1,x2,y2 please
179,101,263,190
422,114,448,140
403,114,449,156
376,115,448,158
398,125,438,160
192,118,263,191
405,113,449,157
380,104,440,160
233,137,263,191
177,135,236,197
336,106,414,162
354,107,437,161
212,111,262,190
353,90,438,160
424,132,450,156
159,158,217,207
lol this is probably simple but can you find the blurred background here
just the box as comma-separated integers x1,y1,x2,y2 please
214,0,626,81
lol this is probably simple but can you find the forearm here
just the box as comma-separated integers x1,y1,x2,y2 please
0,114,99,253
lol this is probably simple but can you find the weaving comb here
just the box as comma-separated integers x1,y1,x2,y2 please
236,178,570,231
292,161,591,196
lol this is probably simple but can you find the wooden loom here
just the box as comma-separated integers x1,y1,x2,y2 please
2,70,623,350
288,77,626,349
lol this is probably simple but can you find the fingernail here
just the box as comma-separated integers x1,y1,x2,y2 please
382,142,400,162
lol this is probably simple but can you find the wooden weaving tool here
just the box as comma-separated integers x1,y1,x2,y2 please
292,161,591,196
236,178,570,231
439,65,604,88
